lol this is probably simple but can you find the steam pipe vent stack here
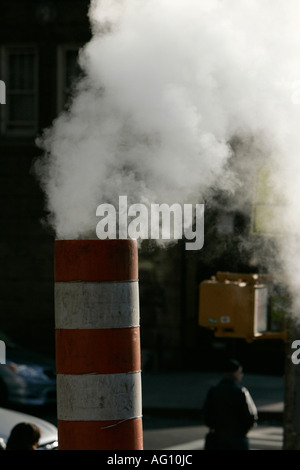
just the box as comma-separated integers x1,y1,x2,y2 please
54,239,143,450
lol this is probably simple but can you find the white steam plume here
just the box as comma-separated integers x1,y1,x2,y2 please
34,0,300,314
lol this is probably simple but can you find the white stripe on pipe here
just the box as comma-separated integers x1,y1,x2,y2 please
55,281,140,329
57,372,142,421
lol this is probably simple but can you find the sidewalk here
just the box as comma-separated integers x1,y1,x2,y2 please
141,371,284,422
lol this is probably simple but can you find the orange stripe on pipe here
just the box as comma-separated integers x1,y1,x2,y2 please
54,239,138,282
57,418,143,450
55,328,141,374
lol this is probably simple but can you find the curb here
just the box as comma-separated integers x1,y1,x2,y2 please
142,407,283,423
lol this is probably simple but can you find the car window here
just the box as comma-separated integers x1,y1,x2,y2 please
0,331,17,348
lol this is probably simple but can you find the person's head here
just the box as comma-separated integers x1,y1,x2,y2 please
6,422,41,450
223,359,243,383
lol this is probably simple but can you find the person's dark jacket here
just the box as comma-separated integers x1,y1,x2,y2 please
203,377,258,450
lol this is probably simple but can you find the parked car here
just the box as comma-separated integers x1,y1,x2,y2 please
0,406,58,450
0,330,56,406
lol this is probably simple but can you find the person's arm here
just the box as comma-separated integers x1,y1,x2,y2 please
203,386,216,429
239,387,258,432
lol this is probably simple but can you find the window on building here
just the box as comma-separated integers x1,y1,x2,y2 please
57,45,82,113
0,45,38,137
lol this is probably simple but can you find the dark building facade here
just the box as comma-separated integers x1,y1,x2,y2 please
0,0,285,374
0,0,91,354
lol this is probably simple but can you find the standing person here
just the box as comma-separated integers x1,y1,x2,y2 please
6,422,41,450
203,358,258,450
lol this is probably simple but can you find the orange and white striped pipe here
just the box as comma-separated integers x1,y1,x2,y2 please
54,239,143,450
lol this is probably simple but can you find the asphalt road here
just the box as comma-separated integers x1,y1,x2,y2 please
6,404,283,451
142,415,283,451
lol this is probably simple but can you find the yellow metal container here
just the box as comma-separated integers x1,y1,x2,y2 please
199,272,269,342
